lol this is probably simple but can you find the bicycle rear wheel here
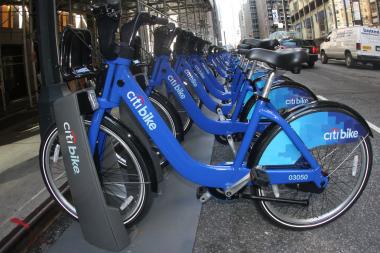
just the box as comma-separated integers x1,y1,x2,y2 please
40,117,152,226
168,80,202,134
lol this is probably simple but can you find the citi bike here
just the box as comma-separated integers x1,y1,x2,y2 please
40,7,373,229
147,25,318,148
173,31,318,121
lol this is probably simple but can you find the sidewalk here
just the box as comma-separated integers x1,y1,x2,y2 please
0,112,50,246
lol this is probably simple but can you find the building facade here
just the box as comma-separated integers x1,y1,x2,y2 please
249,0,261,38
289,0,380,40
240,0,291,39
254,0,292,38
239,0,255,39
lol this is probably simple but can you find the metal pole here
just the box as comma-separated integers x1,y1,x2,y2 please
185,0,189,29
163,0,167,15
342,0,349,27
205,10,209,40
36,0,64,135
68,0,73,25
177,0,181,26
322,0,329,33
22,0,33,107
29,0,39,101
331,0,338,28
193,5,197,33
0,46,6,112
198,5,202,37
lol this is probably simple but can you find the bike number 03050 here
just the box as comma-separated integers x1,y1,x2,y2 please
288,174,309,181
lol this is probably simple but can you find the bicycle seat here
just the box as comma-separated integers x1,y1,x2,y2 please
237,44,251,50
241,39,279,50
246,48,308,73
153,24,177,56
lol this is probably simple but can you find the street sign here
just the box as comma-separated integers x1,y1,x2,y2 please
272,9,279,25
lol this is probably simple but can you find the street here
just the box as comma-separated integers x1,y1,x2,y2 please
193,60,380,253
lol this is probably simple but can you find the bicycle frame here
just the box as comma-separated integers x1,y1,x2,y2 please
88,58,328,190
174,55,249,120
147,55,252,135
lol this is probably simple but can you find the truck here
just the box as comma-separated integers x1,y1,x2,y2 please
320,26,380,69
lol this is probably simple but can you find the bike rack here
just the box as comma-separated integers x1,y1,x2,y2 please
53,89,129,251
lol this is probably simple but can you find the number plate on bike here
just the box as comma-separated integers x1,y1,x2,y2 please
288,174,309,181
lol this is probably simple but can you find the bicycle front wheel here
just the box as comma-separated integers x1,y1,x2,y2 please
40,117,152,226
250,107,373,229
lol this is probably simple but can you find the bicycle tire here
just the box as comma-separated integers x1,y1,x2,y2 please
40,117,153,226
167,80,202,135
248,104,373,229
149,91,184,167
110,92,183,167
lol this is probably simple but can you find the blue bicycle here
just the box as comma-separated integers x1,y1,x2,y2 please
168,30,317,132
147,26,317,147
40,6,373,229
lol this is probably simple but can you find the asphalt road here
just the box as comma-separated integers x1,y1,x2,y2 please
193,60,380,253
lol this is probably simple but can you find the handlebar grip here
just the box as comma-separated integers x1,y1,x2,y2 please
105,0,120,4
150,15,168,25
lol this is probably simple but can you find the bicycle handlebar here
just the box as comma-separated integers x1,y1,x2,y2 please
92,2,169,60
118,13,168,58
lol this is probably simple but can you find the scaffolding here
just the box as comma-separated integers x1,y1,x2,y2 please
0,0,221,117
0,0,38,112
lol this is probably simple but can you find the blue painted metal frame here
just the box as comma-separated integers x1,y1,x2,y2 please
87,58,328,190
148,55,250,135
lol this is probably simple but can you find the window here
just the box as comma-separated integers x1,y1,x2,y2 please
0,5,29,30
1,5,14,29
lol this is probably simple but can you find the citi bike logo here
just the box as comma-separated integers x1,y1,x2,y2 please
323,128,359,141
285,97,309,105
194,65,205,79
168,75,186,100
184,69,198,87
63,122,80,175
127,91,157,131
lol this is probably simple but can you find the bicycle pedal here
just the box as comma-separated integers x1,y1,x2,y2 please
272,185,280,198
196,187,212,203
216,107,226,121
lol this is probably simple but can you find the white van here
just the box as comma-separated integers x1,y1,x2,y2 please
320,26,380,69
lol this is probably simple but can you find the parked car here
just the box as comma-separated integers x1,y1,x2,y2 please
279,39,319,67
320,26,380,69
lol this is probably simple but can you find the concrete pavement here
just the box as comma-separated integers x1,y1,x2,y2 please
193,60,380,253
0,112,48,245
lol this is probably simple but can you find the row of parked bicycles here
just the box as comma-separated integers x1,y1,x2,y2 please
39,2,373,230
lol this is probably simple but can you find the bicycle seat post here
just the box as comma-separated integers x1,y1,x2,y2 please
243,59,250,73
261,70,276,99
247,61,256,80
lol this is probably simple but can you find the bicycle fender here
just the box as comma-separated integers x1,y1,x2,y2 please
247,100,372,168
272,80,318,101
240,81,318,121
104,112,162,193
